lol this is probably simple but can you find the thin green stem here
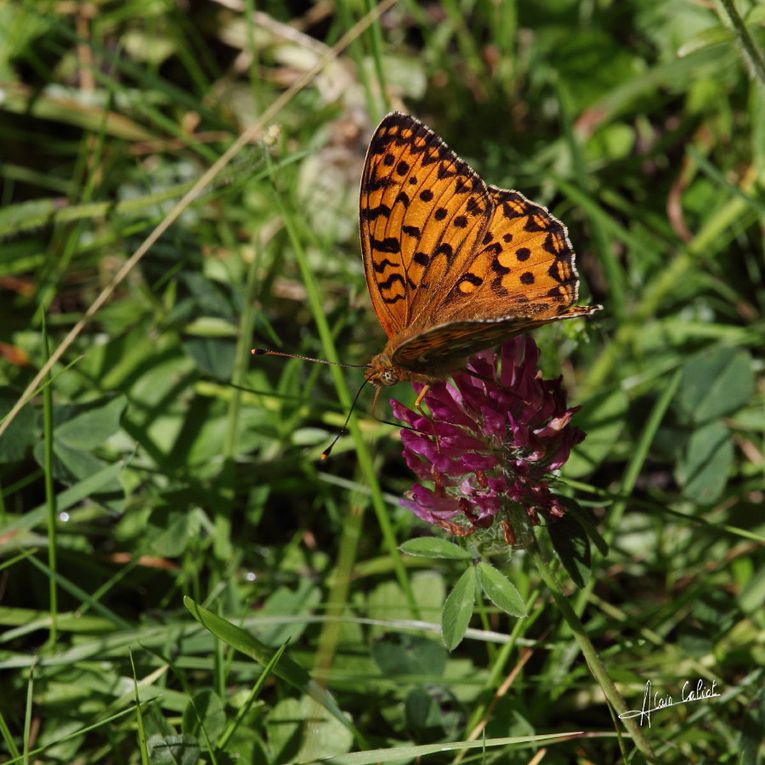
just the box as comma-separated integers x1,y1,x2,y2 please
22,658,35,765
224,222,263,460
532,543,658,764
336,0,380,121
545,370,682,696
718,0,765,92
314,499,365,678
41,314,57,648
265,155,420,619
364,0,390,114
602,369,681,542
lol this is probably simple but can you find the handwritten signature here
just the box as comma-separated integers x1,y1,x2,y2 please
619,679,721,728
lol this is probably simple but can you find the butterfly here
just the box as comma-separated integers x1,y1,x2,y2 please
360,112,601,391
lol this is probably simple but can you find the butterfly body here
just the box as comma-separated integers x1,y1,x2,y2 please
359,112,601,389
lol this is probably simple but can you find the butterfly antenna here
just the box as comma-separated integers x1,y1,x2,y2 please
320,377,371,461
252,347,369,370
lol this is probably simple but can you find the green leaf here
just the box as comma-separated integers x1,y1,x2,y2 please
405,686,461,736
675,346,754,425
183,337,236,380
148,509,203,557
565,388,629,478
738,566,765,615
55,395,127,449
559,497,609,557
183,597,357,739
266,697,353,763
441,567,476,651
257,579,321,647
146,734,200,765
675,420,733,505
182,689,226,743
0,387,37,462
475,563,526,617
400,537,472,560
677,25,734,58
549,515,591,588
371,634,447,677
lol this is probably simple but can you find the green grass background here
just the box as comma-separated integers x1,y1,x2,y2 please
1,0,764,763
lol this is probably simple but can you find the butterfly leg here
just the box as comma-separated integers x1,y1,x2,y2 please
414,384,431,412
370,385,382,419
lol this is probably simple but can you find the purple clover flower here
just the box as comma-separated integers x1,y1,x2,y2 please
390,337,585,544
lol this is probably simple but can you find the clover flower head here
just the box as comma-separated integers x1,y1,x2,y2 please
391,337,584,544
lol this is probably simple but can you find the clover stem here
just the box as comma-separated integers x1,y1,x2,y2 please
531,536,659,764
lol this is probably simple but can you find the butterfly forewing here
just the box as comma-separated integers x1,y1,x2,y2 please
360,113,491,337
360,112,601,380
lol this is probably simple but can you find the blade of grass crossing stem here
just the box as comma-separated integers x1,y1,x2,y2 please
26,553,131,630
605,369,682,535
264,152,419,618
6,708,138,765
217,640,289,749
41,313,57,648
129,650,150,765
224,216,263,459
547,371,683,691
718,0,765,92
183,596,365,746
532,544,659,764
0,708,21,760
576,370,681,606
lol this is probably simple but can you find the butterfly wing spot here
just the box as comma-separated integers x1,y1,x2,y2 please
515,247,530,261
370,236,401,254
360,204,392,221
373,257,397,273
524,214,547,232
378,272,406,304
466,197,484,216
457,273,483,293
520,272,535,285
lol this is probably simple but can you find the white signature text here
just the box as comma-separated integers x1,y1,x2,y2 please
618,679,721,727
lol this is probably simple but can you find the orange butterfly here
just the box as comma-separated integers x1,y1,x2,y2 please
360,112,601,390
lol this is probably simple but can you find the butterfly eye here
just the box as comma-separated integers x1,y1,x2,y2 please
382,370,397,385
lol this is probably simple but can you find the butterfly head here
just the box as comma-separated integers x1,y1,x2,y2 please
367,353,403,387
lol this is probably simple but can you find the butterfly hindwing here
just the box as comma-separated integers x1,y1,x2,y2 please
391,304,599,371
360,112,491,337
